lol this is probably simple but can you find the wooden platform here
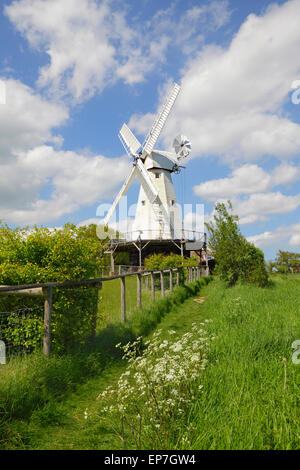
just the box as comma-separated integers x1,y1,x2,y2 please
106,235,207,268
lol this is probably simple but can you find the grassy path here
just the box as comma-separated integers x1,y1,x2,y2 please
6,285,210,450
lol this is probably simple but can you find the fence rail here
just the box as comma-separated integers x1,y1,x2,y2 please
0,265,208,358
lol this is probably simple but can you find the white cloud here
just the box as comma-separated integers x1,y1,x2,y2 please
194,161,299,198
194,161,300,224
234,192,300,224
0,80,130,224
206,190,300,226
5,0,232,103
0,78,67,160
5,0,118,102
0,145,130,225
271,162,300,186
0,78,75,223
194,164,272,201
129,0,300,162
247,223,300,249
247,230,286,248
290,232,300,247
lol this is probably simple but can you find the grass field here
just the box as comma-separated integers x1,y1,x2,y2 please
0,275,299,450
98,274,154,327
186,275,300,450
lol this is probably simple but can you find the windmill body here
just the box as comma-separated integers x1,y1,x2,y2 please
103,83,192,242
132,157,182,240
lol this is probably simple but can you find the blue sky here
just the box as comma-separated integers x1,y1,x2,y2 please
0,0,300,260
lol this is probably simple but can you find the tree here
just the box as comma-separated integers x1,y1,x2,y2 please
275,250,300,273
205,201,269,287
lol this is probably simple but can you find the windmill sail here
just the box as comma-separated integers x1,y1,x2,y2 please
142,83,181,157
135,159,158,204
119,123,141,156
103,166,137,226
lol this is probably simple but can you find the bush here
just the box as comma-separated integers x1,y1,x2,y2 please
0,223,105,352
144,253,198,270
144,253,198,286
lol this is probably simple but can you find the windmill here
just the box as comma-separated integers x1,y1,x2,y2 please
103,83,192,242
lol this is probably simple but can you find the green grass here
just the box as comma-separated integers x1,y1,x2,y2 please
0,277,209,449
98,275,153,327
183,276,300,450
1,282,211,450
98,272,176,327
1,275,299,450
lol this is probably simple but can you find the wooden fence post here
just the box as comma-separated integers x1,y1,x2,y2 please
43,286,53,357
91,282,102,341
121,277,126,322
160,271,165,298
137,273,142,310
110,252,115,275
169,269,173,292
151,272,155,301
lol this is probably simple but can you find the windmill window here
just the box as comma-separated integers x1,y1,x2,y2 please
142,200,146,206
171,200,175,206
155,173,160,178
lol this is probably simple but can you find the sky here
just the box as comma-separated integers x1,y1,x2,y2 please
0,0,300,260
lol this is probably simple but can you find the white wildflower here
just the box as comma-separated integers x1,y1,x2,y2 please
190,354,200,363
171,342,183,352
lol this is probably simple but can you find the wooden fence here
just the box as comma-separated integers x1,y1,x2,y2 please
0,266,207,357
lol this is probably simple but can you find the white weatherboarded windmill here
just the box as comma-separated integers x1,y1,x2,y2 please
103,83,192,241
